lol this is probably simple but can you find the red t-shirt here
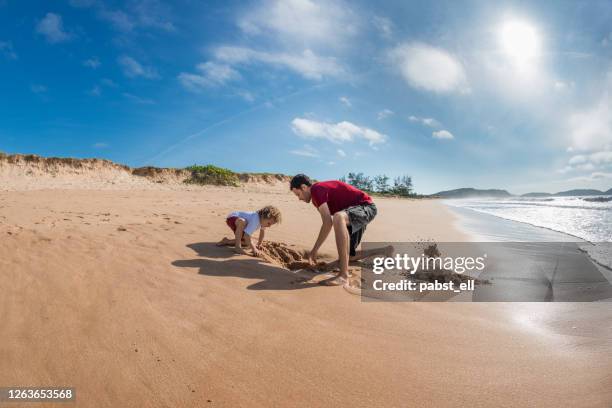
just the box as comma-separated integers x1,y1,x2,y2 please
310,180,373,214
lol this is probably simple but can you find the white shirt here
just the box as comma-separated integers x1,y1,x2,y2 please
228,211,261,236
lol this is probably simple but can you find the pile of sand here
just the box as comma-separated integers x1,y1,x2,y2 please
257,241,333,271
400,268,487,285
402,242,489,285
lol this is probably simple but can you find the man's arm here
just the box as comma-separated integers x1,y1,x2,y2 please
309,203,333,263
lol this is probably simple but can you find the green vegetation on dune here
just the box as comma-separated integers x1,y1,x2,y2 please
184,164,240,186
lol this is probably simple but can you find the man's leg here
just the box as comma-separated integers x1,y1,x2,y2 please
350,245,394,262
326,211,350,285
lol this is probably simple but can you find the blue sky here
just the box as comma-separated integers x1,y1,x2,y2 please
1,0,612,194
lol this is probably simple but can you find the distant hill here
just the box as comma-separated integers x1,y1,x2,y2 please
521,192,552,197
553,189,607,196
521,188,612,197
431,188,512,199
433,187,612,199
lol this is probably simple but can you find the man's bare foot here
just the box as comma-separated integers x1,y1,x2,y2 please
319,274,348,286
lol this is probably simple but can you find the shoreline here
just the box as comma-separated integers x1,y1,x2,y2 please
443,201,586,242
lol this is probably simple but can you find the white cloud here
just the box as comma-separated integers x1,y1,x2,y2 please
122,92,155,104
432,130,454,140
83,57,101,69
214,46,344,80
69,0,95,7
178,62,241,91
372,15,393,39
409,115,441,127
568,151,612,169
290,144,319,158
563,71,612,154
337,149,346,157
291,117,387,146
101,78,118,87
568,94,612,152
339,96,351,107
36,13,71,43
118,56,159,79
92,142,108,148
554,80,574,92
237,90,255,102
568,172,612,182
30,84,47,93
200,1,355,84
96,1,174,32
237,0,358,49
130,0,175,31
568,155,586,165
88,85,101,96
99,9,134,31
389,43,468,93
0,40,17,59
377,109,394,120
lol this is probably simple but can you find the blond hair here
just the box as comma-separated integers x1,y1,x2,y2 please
258,205,282,224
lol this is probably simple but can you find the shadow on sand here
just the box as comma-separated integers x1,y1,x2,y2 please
172,242,325,290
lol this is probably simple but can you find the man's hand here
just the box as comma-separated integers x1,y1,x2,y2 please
251,247,260,257
308,249,318,265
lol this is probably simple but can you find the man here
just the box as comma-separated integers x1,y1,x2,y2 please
290,174,393,286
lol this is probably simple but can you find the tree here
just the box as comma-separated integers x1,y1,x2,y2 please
391,175,412,196
346,172,373,191
342,172,414,196
373,175,390,193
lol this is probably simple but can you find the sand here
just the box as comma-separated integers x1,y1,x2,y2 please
1,186,611,407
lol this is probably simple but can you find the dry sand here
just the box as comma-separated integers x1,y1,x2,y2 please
1,185,611,407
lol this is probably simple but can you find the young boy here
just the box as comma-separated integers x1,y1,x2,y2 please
217,205,282,256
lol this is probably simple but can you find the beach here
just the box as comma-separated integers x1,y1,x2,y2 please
1,183,611,407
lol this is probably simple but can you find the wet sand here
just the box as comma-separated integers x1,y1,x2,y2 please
0,188,610,407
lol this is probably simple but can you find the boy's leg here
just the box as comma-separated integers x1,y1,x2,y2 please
216,237,235,246
234,220,245,244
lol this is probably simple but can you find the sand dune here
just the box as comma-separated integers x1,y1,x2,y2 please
0,181,610,407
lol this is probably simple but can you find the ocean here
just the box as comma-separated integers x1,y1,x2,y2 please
445,196,612,243
445,196,612,274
